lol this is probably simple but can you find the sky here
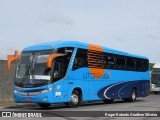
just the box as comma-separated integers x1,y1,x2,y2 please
0,0,160,63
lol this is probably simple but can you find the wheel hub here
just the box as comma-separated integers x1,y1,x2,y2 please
132,92,136,100
71,94,78,104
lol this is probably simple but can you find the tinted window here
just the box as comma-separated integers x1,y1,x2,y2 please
72,48,149,72
151,74,160,84
115,56,126,70
136,59,143,71
57,47,74,69
106,54,115,69
87,50,106,69
52,47,74,82
57,47,74,58
126,58,135,71
52,56,69,82
142,60,149,72
72,48,88,70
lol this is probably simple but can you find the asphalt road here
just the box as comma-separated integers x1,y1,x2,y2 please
0,94,160,120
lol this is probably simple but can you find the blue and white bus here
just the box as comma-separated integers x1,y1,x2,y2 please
8,41,150,108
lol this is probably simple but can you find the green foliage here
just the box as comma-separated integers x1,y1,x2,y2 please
150,63,155,71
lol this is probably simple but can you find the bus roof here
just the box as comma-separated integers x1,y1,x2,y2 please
23,40,148,60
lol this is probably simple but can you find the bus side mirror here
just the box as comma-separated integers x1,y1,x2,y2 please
47,53,65,68
7,51,20,71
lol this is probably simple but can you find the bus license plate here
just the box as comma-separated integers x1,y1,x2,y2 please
25,98,32,101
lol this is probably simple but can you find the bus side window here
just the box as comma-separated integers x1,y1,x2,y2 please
115,56,126,70
53,56,68,81
72,48,88,70
126,58,136,71
142,60,149,72
106,54,115,69
136,59,143,71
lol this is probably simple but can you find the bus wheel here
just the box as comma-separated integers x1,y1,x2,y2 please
125,89,137,102
38,103,51,109
155,92,158,94
103,99,113,104
67,90,81,108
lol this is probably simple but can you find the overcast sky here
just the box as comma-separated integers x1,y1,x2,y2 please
0,0,160,63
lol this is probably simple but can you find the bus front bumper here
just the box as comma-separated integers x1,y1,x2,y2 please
14,90,66,104
152,87,160,92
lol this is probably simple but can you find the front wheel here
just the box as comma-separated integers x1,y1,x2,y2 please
66,90,81,108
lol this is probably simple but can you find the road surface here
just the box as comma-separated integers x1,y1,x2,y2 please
0,94,160,120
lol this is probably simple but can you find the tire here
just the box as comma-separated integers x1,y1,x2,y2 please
38,103,51,109
155,92,158,94
124,89,137,102
129,89,137,102
66,90,82,108
103,99,113,104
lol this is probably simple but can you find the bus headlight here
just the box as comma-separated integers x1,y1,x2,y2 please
14,86,56,95
14,90,18,94
41,87,54,94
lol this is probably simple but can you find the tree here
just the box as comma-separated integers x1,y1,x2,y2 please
150,63,155,71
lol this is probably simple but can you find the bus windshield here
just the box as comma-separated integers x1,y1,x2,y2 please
15,50,54,87
15,47,74,88
151,74,160,84
157,82,160,87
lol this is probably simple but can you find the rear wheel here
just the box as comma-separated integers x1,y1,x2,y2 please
124,89,137,102
103,99,113,104
155,92,158,94
38,103,51,109
66,90,81,108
